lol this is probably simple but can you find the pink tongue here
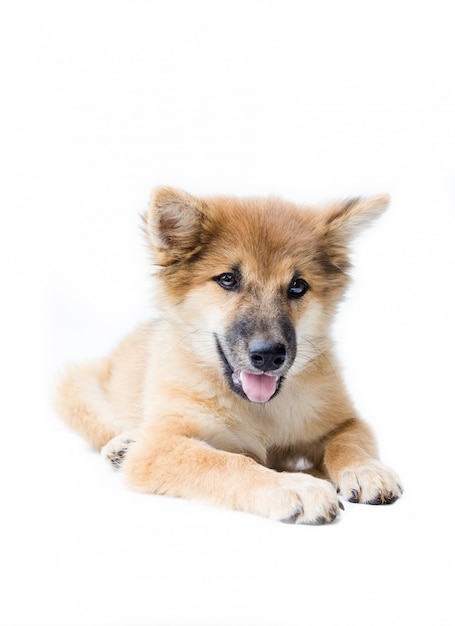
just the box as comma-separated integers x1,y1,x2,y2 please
240,371,278,403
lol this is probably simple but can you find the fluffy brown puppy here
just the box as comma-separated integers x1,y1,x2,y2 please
56,187,402,524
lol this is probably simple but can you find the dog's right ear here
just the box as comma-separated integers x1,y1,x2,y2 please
144,187,206,265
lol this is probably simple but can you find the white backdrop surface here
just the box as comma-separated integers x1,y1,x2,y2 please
1,1,454,625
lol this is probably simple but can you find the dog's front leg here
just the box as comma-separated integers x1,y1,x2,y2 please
122,422,341,524
323,418,403,504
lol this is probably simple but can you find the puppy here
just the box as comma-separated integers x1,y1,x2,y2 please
56,187,402,524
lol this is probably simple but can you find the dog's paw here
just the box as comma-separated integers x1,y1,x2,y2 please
258,473,341,525
336,460,403,505
101,433,135,469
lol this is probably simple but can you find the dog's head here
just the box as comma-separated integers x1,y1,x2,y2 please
144,187,389,403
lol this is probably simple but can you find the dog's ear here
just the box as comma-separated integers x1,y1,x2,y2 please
319,194,390,275
144,186,206,265
323,194,390,241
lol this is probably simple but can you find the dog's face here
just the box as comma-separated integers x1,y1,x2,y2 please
145,188,388,403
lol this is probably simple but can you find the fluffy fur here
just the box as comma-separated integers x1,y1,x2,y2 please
56,187,402,524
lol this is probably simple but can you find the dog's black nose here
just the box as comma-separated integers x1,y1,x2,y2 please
248,341,287,372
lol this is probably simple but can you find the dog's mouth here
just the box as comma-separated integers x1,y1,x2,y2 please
216,337,283,403
232,370,280,403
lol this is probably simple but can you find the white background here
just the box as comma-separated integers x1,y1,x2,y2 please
2,1,455,625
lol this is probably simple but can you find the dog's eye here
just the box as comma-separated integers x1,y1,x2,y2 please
214,273,239,291
288,278,309,299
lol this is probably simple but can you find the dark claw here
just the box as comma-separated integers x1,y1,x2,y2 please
281,516,297,524
309,516,328,525
348,488,360,503
366,494,383,505
281,504,339,525
307,505,339,525
384,494,399,505
281,506,304,524
366,491,400,505
382,490,400,504
338,500,345,511
281,514,299,524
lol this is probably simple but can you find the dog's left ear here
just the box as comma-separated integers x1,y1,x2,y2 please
323,194,390,241
144,186,207,265
319,195,390,274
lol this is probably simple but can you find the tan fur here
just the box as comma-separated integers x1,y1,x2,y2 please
56,187,402,524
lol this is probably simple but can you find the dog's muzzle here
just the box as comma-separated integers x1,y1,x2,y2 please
216,336,292,403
